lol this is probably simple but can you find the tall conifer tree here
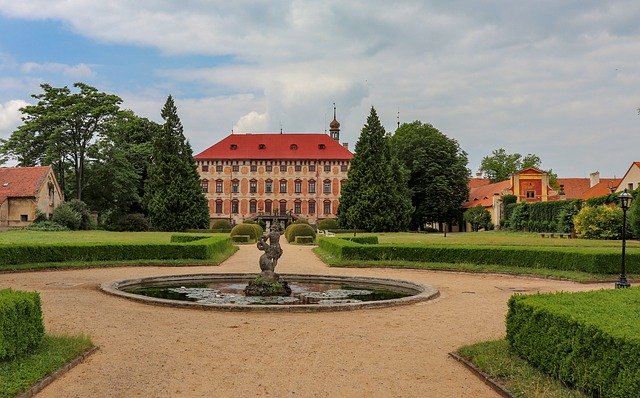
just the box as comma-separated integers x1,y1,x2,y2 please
144,96,209,231
338,107,412,231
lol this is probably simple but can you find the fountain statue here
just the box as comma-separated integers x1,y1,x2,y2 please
244,224,292,296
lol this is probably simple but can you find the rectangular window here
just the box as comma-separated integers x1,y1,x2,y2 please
526,190,535,199
216,165,223,173
250,201,257,213
232,165,239,172
201,180,208,193
250,180,257,193
250,164,257,172
323,202,331,214
265,201,272,213
280,201,287,214
295,164,302,172
231,202,239,214
308,180,316,194
215,202,223,213
308,202,316,215
340,164,347,172
279,180,287,193
295,180,302,193
265,181,273,193
324,163,331,172
232,180,239,193
266,164,272,172
280,164,287,172
216,180,223,193
202,164,209,172
629,183,634,191
309,164,316,172
20,214,28,222
323,180,331,194
294,202,301,214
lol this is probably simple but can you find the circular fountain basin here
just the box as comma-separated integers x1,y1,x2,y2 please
100,273,439,312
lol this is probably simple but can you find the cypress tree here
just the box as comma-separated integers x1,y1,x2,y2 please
337,107,412,232
144,96,209,231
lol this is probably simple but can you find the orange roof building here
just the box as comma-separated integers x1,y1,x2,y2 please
0,165,64,227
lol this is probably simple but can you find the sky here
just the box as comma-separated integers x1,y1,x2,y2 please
0,1,639,178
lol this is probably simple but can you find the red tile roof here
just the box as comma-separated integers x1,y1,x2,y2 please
194,133,353,160
464,180,511,208
578,179,621,199
468,178,491,189
0,166,51,204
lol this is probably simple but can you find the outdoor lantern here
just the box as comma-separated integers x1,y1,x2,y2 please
619,189,632,210
616,189,633,288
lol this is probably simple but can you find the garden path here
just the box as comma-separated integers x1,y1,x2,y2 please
0,240,609,397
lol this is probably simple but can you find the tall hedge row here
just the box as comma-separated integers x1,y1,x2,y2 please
0,236,233,268
0,289,45,361
507,289,640,397
502,199,582,232
317,237,639,274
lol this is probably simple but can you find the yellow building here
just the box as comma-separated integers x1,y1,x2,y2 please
0,166,64,228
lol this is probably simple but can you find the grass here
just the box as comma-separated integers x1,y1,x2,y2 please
0,230,219,245
0,334,93,398
365,231,640,249
456,340,587,398
313,247,623,282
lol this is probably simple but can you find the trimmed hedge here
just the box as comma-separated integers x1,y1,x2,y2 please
0,236,234,267
0,289,45,361
294,236,315,244
317,237,639,274
507,289,640,397
317,219,339,230
169,234,210,243
338,236,379,245
285,223,316,243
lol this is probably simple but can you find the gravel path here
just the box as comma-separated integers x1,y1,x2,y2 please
1,241,608,397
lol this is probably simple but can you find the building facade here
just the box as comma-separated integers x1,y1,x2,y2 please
194,119,352,225
0,166,64,228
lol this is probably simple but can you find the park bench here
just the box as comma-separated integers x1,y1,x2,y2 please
324,230,336,237
539,232,572,239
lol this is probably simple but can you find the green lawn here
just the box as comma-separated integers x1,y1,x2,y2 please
0,230,219,245
367,231,640,248
0,335,93,398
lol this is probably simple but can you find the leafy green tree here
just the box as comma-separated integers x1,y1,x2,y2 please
464,205,491,232
390,121,469,230
337,107,412,232
573,205,623,240
0,83,122,200
144,96,209,231
628,190,640,239
479,149,541,183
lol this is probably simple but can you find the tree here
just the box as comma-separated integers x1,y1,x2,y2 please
0,83,122,200
337,107,412,232
144,96,209,231
629,190,640,239
479,148,541,183
463,205,491,232
390,121,469,230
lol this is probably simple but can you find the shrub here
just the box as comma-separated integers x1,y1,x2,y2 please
104,213,150,232
294,236,314,244
211,219,232,232
34,209,48,223
285,223,316,243
230,223,259,242
317,218,339,230
67,199,93,230
574,205,623,239
508,203,529,231
463,205,491,232
26,221,69,231
51,203,82,230
0,289,45,361
629,193,640,239
256,219,266,231
243,220,264,239
293,218,309,224
507,289,640,397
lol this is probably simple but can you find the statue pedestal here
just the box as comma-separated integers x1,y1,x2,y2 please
244,272,292,297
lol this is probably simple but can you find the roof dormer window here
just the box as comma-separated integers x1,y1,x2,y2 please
290,144,298,150
318,144,326,149
230,144,238,150
259,144,266,149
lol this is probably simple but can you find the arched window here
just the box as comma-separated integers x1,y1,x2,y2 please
249,199,257,214
279,179,287,193
250,179,257,193
294,179,302,193
323,179,332,194
308,179,316,194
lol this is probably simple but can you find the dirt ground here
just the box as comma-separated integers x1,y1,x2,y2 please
1,241,608,397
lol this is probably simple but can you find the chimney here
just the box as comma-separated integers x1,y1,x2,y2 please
476,171,482,178
589,171,600,188
342,142,349,150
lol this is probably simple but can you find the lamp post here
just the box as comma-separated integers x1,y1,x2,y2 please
616,189,633,289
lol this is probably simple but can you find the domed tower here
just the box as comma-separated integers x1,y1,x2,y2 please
329,103,340,142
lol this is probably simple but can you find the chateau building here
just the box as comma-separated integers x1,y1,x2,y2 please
194,114,352,225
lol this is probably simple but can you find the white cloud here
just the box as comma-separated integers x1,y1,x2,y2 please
20,62,96,78
0,99,28,138
233,111,269,134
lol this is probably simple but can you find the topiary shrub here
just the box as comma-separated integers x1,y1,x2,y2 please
52,203,82,230
293,218,309,224
0,289,45,361
285,223,316,243
230,223,259,242
243,220,264,239
211,219,233,232
317,218,338,231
